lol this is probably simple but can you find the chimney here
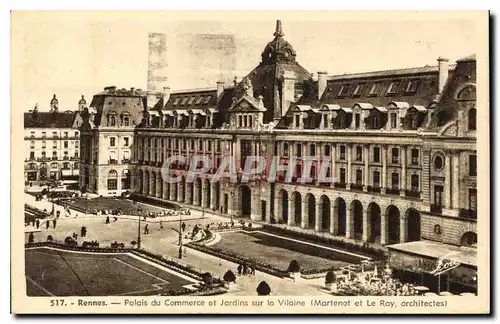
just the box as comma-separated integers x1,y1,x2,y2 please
280,70,296,118
216,81,225,104
163,86,171,104
437,57,449,93
317,72,328,100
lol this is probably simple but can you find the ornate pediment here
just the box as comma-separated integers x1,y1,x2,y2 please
229,96,266,113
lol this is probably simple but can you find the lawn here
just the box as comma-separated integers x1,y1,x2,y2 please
63,198,169,215
25,247,195,296
212,231,364,272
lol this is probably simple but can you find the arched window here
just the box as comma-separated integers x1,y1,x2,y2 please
124,116,130,126
74,162,79,169
109,115,116,127
468,108,476,130
107,169,118,190
62,162,70,170
50,162,59,169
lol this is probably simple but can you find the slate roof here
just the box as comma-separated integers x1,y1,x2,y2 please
24,111,79,128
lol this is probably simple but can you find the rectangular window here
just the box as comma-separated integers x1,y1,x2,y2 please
295,115,300,128
29,152,35,159
64,141,68,149
356,146,362,161
337,84,350,97
208,141,212,151
110,137,116,147
124,137,129,147
217,140,221,152
434,185,443,207
187,97,196,105
310,144,316,156
107,179,117,190
296,144,302,157
64,132,68,138
42,132,46,138
172,97,181,106
340,145,346,160
469,154,477,176
411,174,419,192
180,97,189,106
369,83,380,96
391,172,399,190
191,139,195,151
352,84,365,97
373,147,380,162
340,168,346,184
392,147,399,164
373,171,380,187
243,115,248,127
238,115,243,128
405,80,420,93
324,145,330,156
356,169,362,185
386,81,400,95
411,149,419,165
355,114,360,128
469,189,477,210
199,139,203,151
390,113,397,128
323,114,328,128
283,142,289,156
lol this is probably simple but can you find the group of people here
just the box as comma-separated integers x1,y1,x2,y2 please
146,208,191,218
335,270,420,296
237,263,256,276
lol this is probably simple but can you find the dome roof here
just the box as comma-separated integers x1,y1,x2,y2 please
261,20,297,65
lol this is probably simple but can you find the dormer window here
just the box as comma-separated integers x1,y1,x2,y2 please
195,97,203,105
369,83,381,96
405,80,420,94
180,97,189,106
203,96,211,104
173,97,181,106
188,97,196,105
109,115,116,127
337,84,350,97
352,84,364,97
386,81,400,95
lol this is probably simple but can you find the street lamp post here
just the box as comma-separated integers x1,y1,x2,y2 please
178,211,183,259
135,201,142,249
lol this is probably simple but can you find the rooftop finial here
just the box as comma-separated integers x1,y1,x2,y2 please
274,20,284,38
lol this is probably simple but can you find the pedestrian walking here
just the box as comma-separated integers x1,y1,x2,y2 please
243,263,247,275
159,220,163,231
81,226,86,237
28,232,34,244
181,222,186,232
46,220,49,229
105,216,110,224
35,219,40,229
52,219,57,229
144,224,149,235
237,264,242,276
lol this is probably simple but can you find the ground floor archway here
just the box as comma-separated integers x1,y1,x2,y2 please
406,208,421,242
386,205,401,244
239,185,252,218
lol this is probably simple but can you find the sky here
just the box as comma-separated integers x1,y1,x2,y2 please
11,11,484,112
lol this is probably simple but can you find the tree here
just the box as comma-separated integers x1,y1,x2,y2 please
256,281,271,296
325,270,336,285
130,240,137,248
223,270,236,283
287,260,301,273
46,235,53,242
201,272,213,288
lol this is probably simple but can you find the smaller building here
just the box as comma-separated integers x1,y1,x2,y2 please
24,95,84,183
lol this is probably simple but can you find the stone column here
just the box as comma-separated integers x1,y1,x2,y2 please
177,181,185,202
227,192,234,216
381,145,387,194
201,180,208,208
193,181,199,205
210,182,217,210
400,145,407,196
345,204,353,239
301,199,308,228
288,197,295,226
400,215,407,243
362,210,370,242
163,182,169,199
275,196,282,222
452,153,460,209
330,203,338,235
444,154,451,209
346,144,352,190
185,182,192,204
331,144,337,187
315,202,322,232
363,144,369,191
380,213,388,245
149,175,154,196
169,180,175,201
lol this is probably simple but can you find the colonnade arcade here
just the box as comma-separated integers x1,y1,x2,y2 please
275,188,421,245
133,167,421,245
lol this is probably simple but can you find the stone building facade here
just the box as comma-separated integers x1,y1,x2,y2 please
80,21,477,250
24,95,84,182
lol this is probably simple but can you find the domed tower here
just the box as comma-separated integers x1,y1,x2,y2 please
240,20,311,123
78,95,87,111
50,94,59,112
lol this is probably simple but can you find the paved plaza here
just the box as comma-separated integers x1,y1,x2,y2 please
25,193,330,296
